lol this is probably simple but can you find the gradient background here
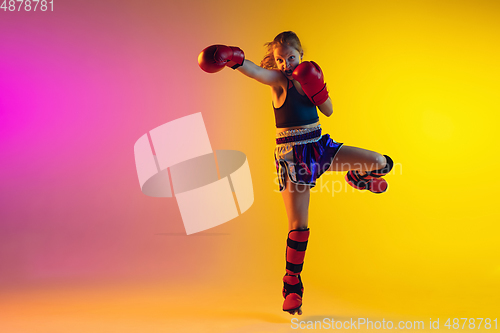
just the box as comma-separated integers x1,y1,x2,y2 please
1,0,499,332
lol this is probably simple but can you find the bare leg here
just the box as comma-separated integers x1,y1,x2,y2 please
281,177,310,231
327,145,387,174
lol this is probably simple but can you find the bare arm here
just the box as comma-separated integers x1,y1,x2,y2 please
236,59,285,87
318,97,333,117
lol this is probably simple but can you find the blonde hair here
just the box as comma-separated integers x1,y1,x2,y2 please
260,31,304,69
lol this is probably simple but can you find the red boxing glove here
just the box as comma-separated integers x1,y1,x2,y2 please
292,61,329,105
198,44,245,73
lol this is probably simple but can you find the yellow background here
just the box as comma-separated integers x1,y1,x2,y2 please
202,0,500,321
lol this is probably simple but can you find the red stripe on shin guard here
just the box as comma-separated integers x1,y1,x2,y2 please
287,248,306,265
285,229,309,275
289,229,310,242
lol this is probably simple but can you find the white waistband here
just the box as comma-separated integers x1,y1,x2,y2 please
276,124,322,139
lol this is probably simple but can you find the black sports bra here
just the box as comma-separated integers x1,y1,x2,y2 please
273,79,319,128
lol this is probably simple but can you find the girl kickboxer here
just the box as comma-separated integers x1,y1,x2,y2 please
198,31,393,315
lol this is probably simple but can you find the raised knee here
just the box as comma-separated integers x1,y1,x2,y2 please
373,154,387,170
377,154,387,167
